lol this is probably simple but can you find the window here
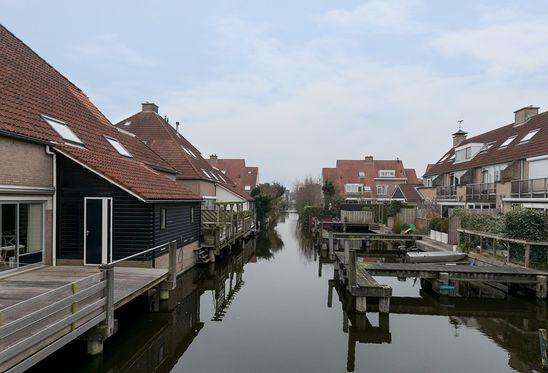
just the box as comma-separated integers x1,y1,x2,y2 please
160,208,167,230
519,129,540,143
499,136,516,148
244,185,251,191
190,207,195,223
105,137,132,157
465,147,471,159
358,171,365,177
201,169,212,179
202,198,216,210
376,185,388,195
480,142,495,153
182,147,197,158
42,116,83,145
344,184,363,193
363,186,371,192
378,170,395,178
438,154,450,163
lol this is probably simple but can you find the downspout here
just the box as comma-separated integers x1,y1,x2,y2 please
46,146,57,266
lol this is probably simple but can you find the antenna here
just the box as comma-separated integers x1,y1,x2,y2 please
457,119,463,130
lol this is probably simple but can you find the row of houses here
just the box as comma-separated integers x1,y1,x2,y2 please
0,25,258,274
420,106,548,216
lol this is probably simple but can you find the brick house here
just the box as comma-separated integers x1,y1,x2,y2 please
0,25,202,272
421,106,548,216
207,156,259,195
322,156,421,203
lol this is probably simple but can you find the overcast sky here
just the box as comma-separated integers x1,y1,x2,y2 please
2,1,548,185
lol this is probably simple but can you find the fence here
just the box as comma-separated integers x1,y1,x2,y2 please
341,210,374,224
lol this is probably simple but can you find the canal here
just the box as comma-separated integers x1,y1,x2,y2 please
32,213,545,372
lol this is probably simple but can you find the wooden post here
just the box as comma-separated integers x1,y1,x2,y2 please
524,244,530,268
328,232,334,256
327,280,333,308
348,249,356,292
540,329,547,370
537,275,547,300
344,240,350,265
99,264,115,337
168,241,177,290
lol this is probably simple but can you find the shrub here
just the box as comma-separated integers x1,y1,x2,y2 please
429,216,449,233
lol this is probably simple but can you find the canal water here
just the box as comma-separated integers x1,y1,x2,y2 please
33,213,545,372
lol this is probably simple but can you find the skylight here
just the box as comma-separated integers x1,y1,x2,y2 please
105,136,132,157
219,174,227,183
519,129,540,143
499,136,517,148
211,172,219,181
481,142,495,152
201,169,212,179
43,116,83,145
438,154,450,163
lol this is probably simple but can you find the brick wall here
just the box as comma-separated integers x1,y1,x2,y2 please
0,136,53,187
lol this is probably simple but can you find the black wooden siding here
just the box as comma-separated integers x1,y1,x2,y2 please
56,155,199,261
153,203,200,248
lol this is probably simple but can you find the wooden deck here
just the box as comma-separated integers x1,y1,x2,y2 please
361,262,547,284
0,265,169,372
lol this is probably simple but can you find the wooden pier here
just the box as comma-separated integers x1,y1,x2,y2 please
0,242,180,372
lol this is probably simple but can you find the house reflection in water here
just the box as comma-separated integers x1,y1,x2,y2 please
328,277,547,373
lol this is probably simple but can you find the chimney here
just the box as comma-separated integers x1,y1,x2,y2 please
364,155,374,164
209,154,218,165
452,128,468,147
141,102,158,113
176,121,180,133
514,105,539,126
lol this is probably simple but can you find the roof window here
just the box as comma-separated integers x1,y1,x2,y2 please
244,185,251,191
42,115,83,145
499,136,516,148
519,129,540,144
105,136,132,157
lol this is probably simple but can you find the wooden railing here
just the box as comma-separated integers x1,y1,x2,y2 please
465,182,496,202
511,178,548,199
436,185,456,200
0,271,107,372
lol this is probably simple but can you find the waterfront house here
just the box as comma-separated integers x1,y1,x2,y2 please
207,156,259,195
0,25,202,272
116,105,255,259
322,156,421,203
391,184,424,205
421,106,548,216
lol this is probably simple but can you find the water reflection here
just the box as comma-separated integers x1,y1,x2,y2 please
325,254,548,372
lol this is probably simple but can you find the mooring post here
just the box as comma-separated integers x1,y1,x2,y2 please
348,249,356,293
168,240,177,290
328,232,334,256
344,240,350,265
537,275,547,300
328,280,334,308
379,296,390,314
524,244,530,268
355,297,367,313
343,311,349,333
88,264,115,355
540,329,547,370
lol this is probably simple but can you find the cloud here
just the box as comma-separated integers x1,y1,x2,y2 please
160,16,547,185
431,18,548,74
71,34,158,68
316,0,422,33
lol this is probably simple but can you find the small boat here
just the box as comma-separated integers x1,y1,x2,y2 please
398,245,419,253
405,251,467,263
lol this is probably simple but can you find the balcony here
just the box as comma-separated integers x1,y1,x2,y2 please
510,178,548,199
436,185,456,200
466,182,496,202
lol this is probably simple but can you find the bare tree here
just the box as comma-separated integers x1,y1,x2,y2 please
292,176,322,213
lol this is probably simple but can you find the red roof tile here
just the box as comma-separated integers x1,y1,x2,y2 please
0,25,200,201
115,110,253,201
209,158,259,195
424,112,548,177
392,184,424,203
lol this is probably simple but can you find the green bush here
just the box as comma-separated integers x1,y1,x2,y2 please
429,216,449,233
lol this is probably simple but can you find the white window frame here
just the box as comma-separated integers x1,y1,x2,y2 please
519,129,540,144
42,115,83,145
104,136,132,158
499,136,516,148
244,185,251,191
344,184,363,193
378,170,396,178
358,171,365,177
376,185,388,195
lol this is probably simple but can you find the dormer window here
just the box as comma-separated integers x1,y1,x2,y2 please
519,129,540,144
42,115,83,145
358,171,365,177
244,185,251,191
105,136,132,157
379,170,395,178
499,136,516,148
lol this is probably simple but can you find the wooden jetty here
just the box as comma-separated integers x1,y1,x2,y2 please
0,241,180,372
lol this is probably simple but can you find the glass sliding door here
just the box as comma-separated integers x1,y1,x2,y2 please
18,203,43,265
0,202,44,271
